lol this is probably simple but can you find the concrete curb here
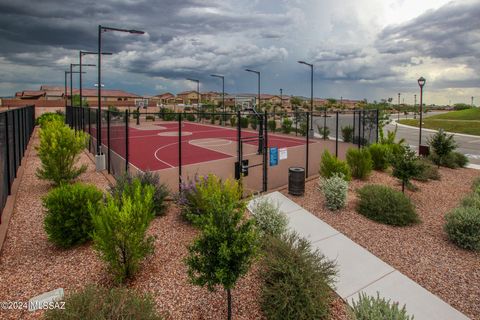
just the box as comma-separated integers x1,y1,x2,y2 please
392,120,480,138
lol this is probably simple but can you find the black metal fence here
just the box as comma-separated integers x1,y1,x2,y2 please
0,105,35,223
66,106,379,193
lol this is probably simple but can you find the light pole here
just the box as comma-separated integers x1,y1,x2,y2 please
97,25,145,165
210,74,224,124
298,61,315,137
397,92,401,121
418,77,426,154
245,69,263,154
414,94,417,119
79,51,111,109
187,78,200,120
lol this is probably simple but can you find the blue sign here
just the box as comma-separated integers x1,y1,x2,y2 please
269,147,278,166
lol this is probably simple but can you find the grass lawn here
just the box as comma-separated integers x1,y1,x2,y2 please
399,108,480,136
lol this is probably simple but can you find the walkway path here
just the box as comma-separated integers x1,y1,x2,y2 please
248,191,470,320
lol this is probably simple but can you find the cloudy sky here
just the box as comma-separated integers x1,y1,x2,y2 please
0,0,479,105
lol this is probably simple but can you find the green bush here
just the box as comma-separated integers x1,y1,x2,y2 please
110,171,169,216
368,143,390,171
43,183,103,248
90,179,155,283
36,120,88,185
356,185,419,226
268,119,277,132
346,148,373,180
391,146,422,193
413,158,440,181
317,125,330,139
298,121,308,136
186,113,196,121
240,117,249,128
444,206,480,251
341,125,354,142
179,175,243,227
281,118,293,134
43,285,163,320
145,115,155,121
230,116,237,127
319,150,351,181
261,232,336,320
250,198,288,238
319,173,348,211
36,112,64,128
427,129,457,167
351,292,413,320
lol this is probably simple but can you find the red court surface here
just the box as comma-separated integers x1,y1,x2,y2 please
101,122,308,172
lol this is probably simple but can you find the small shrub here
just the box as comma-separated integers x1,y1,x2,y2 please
240,117,249,128
90,179,155,283
110,171,169,216
368,143,390,171
357,185,419,226
352,292,413,320
319,173,348,211
230,116,237,127
444,206,480,251
268,119,277,132
317,125,330,139
461,193,480,209
36,112,64,128
391,146,422,193
43,285,164,320
250,198,288,238
319,150,351,181
36,120,88,185
472,177,480,191
145,115,155,121
298,121,308,136
413,158,440,182
43,183,103,248
341,125,353,142
451,152,469,168
261,232,336,320
281,118,293,134
346,148,373,180
427,129,457,166
186,113,196,121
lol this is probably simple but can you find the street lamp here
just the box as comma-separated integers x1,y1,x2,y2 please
397,92,401,121
414,94,417,119
418,77,426,155
80,51,111,109
298,61,315,137
245,68,263,154
96,25,145,167
187,78,200,120
210,74,224,124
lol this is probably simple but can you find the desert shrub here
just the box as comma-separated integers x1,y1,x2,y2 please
110,171,169,216
43,183,103,248
230,116,237,127
351,292,413,320
317,125,330,139
43,285,163,320
346,148,373,180
473,177,480,191
318,173,348,211
451,152,469,168
261,232,336,320
391,146,422,193
90,179,155,283
36,112,64,127
268,119,277,132
319,150,351,181
179,175,243,227
298,121,308,136
250,116,258,130
368,143,390,171
461,193,480,209
427,129,457,166
413,158,440,181
186,113,196,121
36,120,88,185
240,117,249,128
250,198,288,238
356,185,419,226
281,118,293,134
145,115,155,121
445,206,480,251
341,125,354,142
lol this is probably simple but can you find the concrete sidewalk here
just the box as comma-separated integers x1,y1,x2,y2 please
248,191,470,320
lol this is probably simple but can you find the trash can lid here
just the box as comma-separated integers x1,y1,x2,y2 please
289,167,305,172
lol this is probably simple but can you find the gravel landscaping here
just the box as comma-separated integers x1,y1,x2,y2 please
0,130,350,319
282,168,480,319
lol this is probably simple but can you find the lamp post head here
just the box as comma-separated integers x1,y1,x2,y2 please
129,29,145,34
245,68,259,75
418,77,426,88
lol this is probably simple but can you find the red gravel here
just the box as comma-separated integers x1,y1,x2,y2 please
282,168,480,319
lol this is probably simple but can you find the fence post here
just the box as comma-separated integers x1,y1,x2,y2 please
178,112,182,193
125,110,129,173
12,110,17,178
107,110,111,174
263,111,268,192
376,109,379,143
5,112,11,195
357,111,362,149
352,110,356,143
306,112,309,178
335,111,339,157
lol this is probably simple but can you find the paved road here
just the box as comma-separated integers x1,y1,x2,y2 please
310,111,480,165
